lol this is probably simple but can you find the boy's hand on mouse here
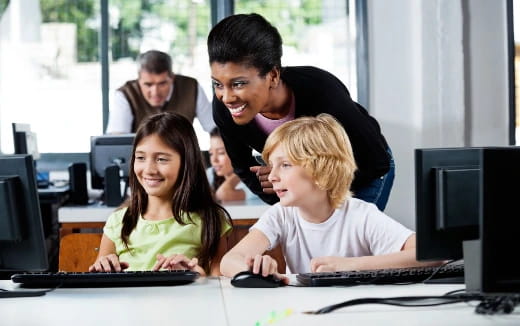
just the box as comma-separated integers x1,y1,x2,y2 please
89,254,129,272
153,253,199,271
250,166,274,194
246,254,289,285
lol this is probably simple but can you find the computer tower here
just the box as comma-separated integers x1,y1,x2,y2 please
68,162,88,205
104,165,123,207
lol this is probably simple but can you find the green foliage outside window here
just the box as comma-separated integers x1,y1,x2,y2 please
109,0,211,61
36,0,324,63
40,0,99,62
235,0,322,47
0,0,9,16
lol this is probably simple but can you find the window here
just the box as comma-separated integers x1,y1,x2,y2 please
0,0,363,155
0,0,102,154
235,0,358,100
0,0,213,154
108,0,212,149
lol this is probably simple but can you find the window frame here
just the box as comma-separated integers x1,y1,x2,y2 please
38,0,370,170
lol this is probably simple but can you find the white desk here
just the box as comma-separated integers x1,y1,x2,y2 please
1,277,519,326
220,276,520,325
58,198,270,223
57,198,270,239
0,277,227,325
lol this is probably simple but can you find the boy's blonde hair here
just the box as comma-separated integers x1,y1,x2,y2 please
262,113,357,208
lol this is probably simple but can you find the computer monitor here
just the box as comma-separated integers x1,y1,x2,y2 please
0,154,48,276
11,123,40,160
415,147,481,262
480,147,520,294
90,134,134,190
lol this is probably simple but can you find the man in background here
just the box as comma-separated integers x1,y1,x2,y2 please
106,50,215,133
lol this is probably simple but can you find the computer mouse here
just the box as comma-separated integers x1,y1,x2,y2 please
230,271,285,288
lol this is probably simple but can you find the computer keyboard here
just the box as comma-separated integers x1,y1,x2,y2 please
11,270,200,288
297,264,464,287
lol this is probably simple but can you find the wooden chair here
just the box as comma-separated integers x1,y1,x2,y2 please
58,233,102,272
58,222,287,273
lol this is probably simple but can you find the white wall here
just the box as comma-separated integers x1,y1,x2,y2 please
369,0,510,229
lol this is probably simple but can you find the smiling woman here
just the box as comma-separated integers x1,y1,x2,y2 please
207,13,395,211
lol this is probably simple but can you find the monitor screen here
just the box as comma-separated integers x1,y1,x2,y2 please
11,123,40,160
90,134,135,190
0,154,48,276
480,147,520,294
415,147,481,261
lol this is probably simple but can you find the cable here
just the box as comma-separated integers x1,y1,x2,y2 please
305,290,520,315
421,259,461,283
444,288,467,296
475,294,520,315
304,293,484,314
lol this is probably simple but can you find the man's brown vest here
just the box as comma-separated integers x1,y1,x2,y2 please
118,74,198,132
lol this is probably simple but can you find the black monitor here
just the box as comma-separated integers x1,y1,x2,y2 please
0,154,48,276
90,134,134,190
11,123,40,160
479,147,520,294
415,147,481,262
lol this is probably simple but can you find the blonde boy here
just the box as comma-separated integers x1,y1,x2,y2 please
220,114,428,282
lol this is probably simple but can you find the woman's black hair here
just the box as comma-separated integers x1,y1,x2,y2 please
207,13,283,76
209,127,225,192
121,112,232,272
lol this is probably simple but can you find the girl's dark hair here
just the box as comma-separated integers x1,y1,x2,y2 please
121,112,232,271
207,13,283,76
209,127,225,192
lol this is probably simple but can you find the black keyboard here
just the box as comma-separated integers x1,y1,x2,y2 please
297,264,464,287
11,270,200,288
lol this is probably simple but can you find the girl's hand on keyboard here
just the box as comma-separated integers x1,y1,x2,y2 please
89,254,129,272
153,254,201,272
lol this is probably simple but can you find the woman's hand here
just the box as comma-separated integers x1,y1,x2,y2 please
250,166,274,194
153,253,200,272
89,253,129,272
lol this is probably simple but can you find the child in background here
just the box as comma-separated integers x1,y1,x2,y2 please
89,112,232,275
207,127,257,201
220,114,438,282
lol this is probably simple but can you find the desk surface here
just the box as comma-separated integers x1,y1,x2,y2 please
38,185,69,202
1,276,519,325
58,198,270,223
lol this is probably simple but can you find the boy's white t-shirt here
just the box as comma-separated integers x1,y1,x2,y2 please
251,198,414,274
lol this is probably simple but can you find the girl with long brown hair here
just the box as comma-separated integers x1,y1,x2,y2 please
89,112,232,275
